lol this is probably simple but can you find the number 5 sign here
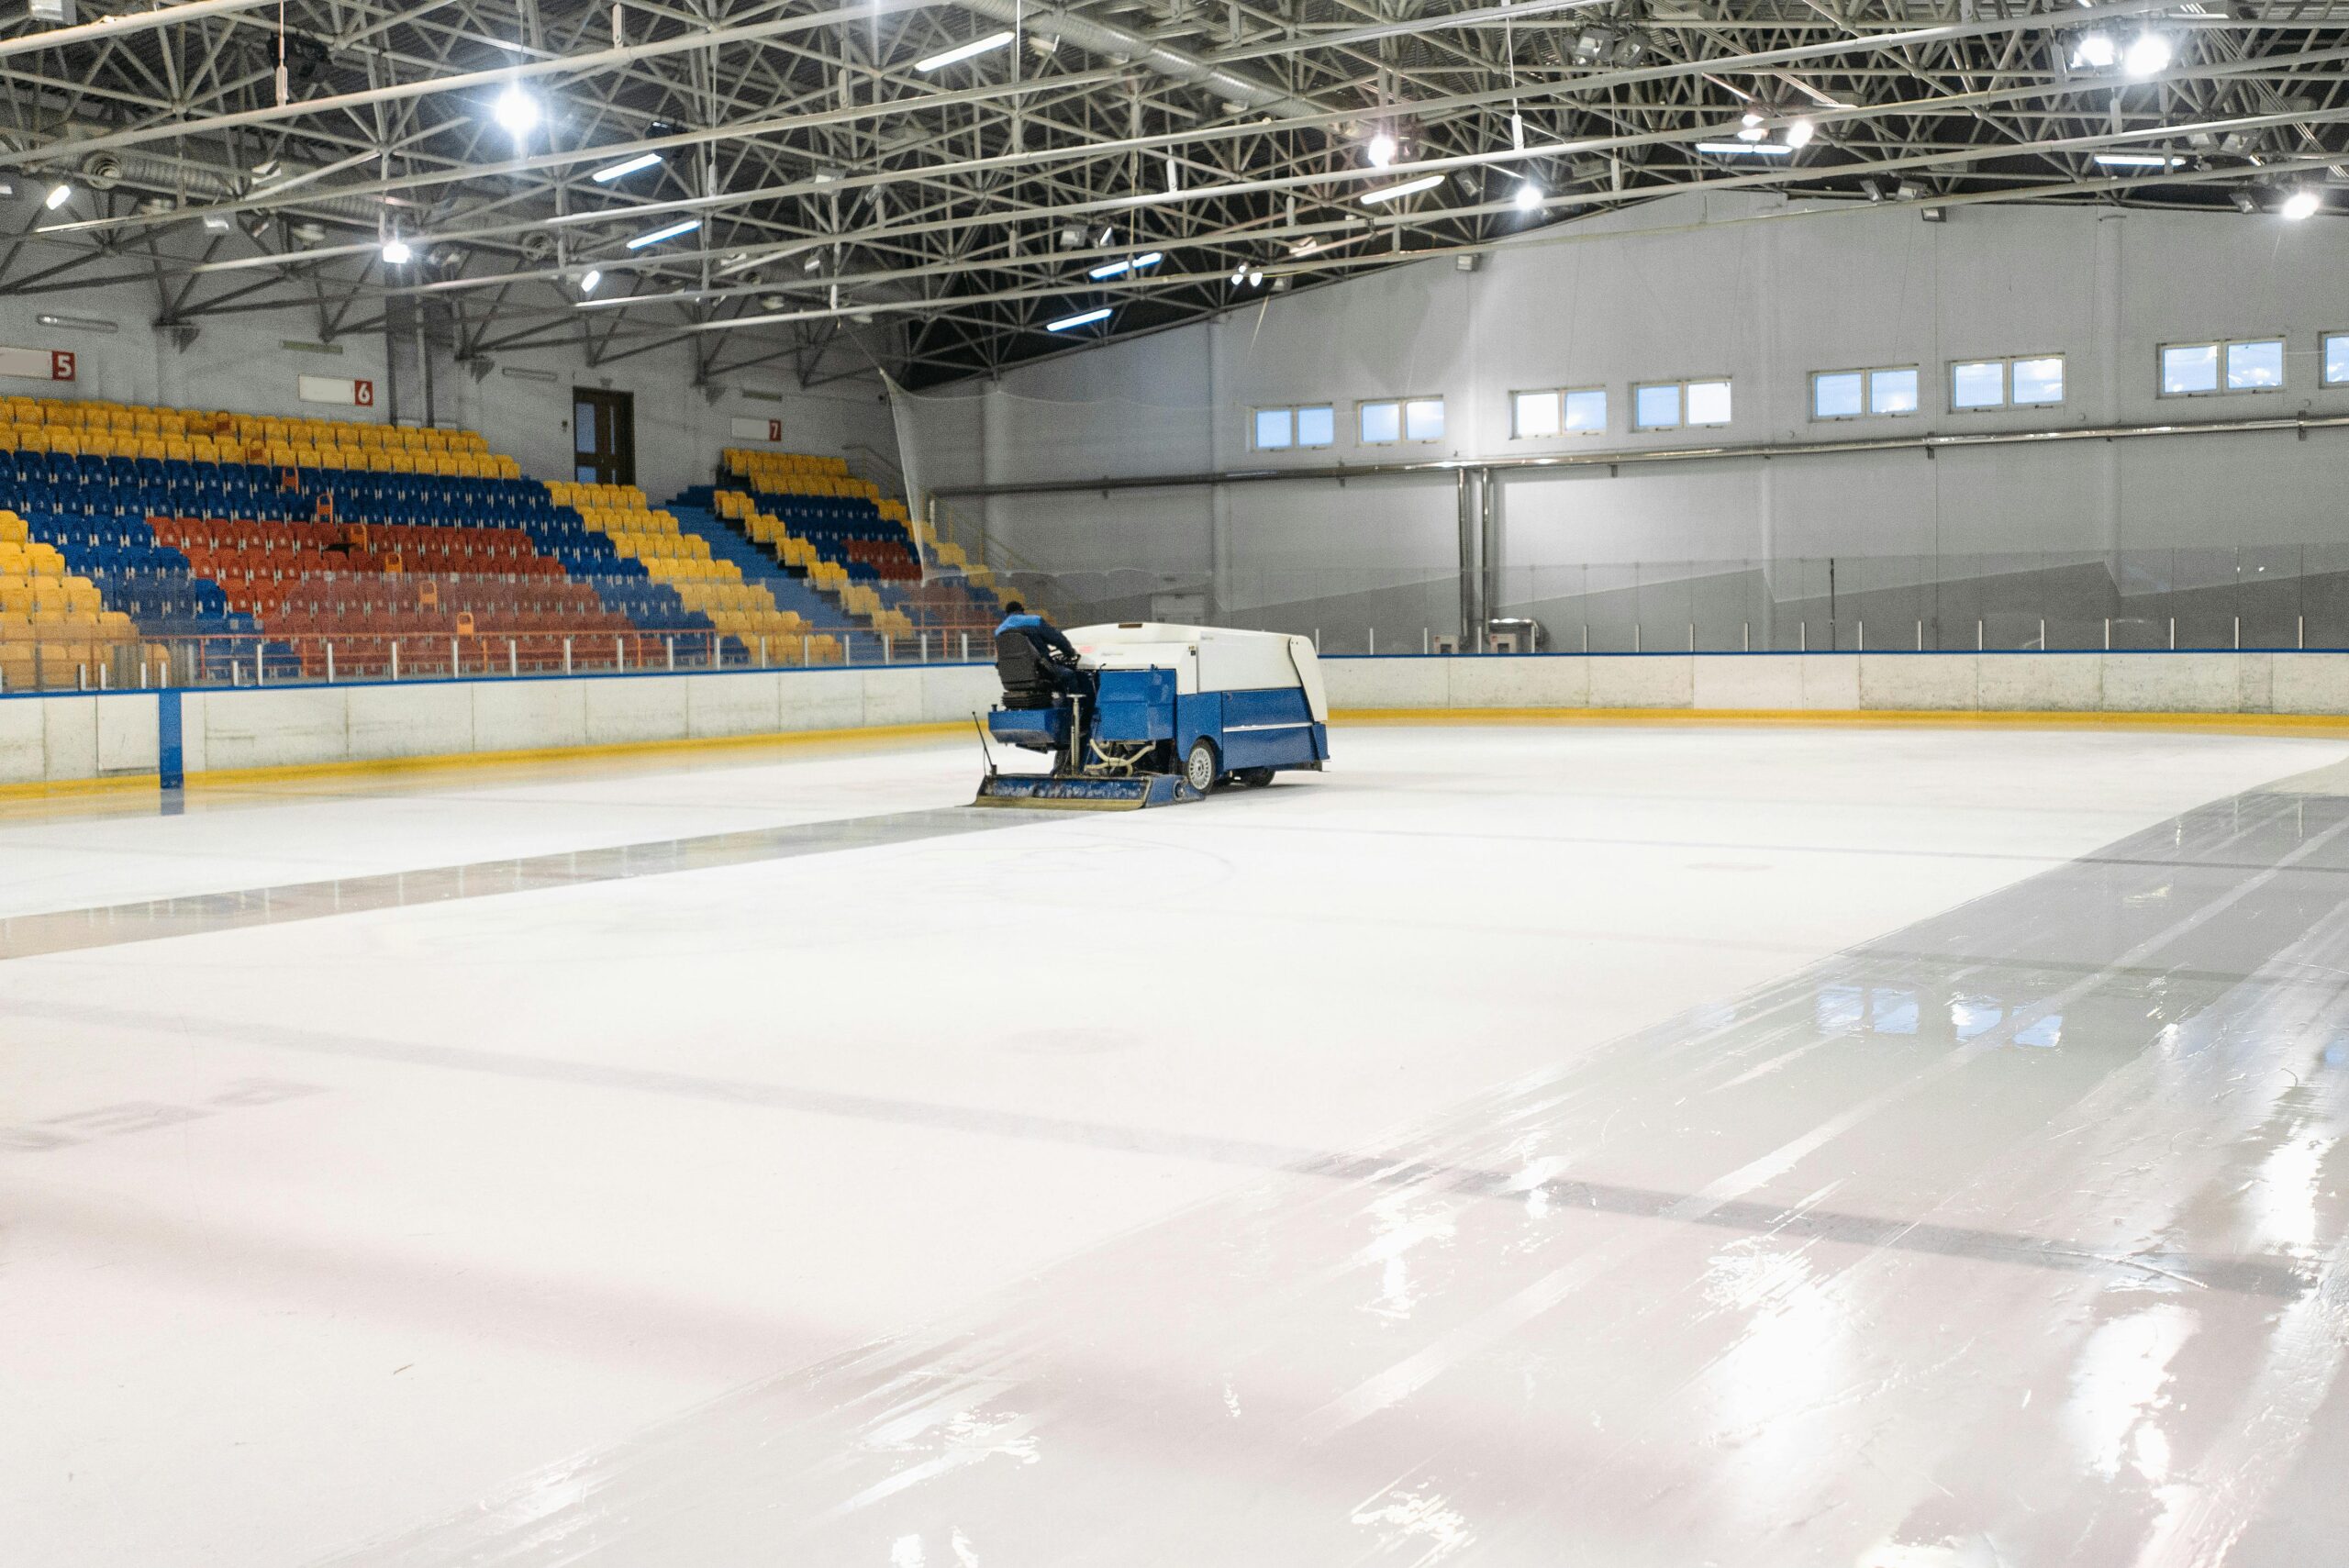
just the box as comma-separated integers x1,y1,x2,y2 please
49,350,73,381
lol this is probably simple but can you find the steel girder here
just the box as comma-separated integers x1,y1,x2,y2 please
0,0,2340,389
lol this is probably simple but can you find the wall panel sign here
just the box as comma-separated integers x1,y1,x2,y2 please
0,346,75,382
298,373,375,406
729,417,785,441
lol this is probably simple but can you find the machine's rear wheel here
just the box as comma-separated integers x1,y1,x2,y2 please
1235,767,1275,787
1183,738,1220,793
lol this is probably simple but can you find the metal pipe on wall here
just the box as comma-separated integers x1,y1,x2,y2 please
1455,468,1477,648
1479,469,1500,649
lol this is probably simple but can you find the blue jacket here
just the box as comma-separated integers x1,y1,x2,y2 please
996,612,1078,662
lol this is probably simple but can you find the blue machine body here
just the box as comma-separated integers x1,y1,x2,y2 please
977,624,1328,808
986,665,1328,773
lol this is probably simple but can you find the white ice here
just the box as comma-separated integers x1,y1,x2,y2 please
3,721,2344,1567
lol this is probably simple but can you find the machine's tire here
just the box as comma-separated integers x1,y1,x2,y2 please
1184,738,1220,794
1235,767,1275,788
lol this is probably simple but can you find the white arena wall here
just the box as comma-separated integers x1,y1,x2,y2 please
0,664,1003,788
1320,651,2349,716
9,653,2349,791
0,277,902,507
895,191,2349,645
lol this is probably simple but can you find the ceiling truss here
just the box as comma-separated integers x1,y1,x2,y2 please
0,0,2341,390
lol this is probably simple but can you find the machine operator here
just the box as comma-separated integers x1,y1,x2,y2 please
994,601,1094,703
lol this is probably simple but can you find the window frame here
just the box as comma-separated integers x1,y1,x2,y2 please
2158,336,2288,398
1632,376,1733,432
1947,352,2066,412
1250,402,1336,452
1358,395,1445,446
1809,369,1867,422
2324,331,2349,389
1509,384,1608,439
1809,364,1921,422
1869,365,1922,417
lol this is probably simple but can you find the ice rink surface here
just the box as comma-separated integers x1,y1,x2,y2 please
6,719,2349,1567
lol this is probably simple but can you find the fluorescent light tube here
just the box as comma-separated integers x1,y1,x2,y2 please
1087,250,1163,280
592,152,662,183
1695,141,1794,156
916,30,1014,72
1360,174,1443,206
625,217,701,249
1046,306,1111,331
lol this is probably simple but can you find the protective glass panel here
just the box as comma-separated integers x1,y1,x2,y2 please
1512,390,1560,438
2162,343,2220,395
2010,357,2064,405
1633,384,1681,428
1359,401,1401,442
1870,366,1920,414
2327,334,2349,387
1951,360,2006,408
2225,339,2285,389
1404,398,1445,440
1812,372,1864,419
1563,389,1607,433
1295,406,1334,447
1686,380,1732,426
1253,407,1292,450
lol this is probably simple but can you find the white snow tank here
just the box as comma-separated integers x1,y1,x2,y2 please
1066,622,1329,724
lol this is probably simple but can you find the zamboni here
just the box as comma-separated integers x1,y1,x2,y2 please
974,615,1330,808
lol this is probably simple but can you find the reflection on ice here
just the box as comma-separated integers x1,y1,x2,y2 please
1349,1481,1475,1565
2065,1304,2198,1484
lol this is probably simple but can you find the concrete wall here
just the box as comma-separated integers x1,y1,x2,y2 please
0,276,900,506
1320,652,2349,717
0,664,1000,787
899,193,2349,646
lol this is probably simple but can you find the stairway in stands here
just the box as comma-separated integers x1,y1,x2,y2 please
667,488,857,630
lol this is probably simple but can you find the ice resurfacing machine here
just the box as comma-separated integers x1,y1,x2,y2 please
974,622,1330,807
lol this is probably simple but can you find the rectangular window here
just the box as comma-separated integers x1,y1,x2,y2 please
1633,378,1731,431
1632,382,1682,430
1512,390,1561,439
1950,353,2064,410
1252,404,1334,450
1359,396,1443,444
1511,387,1606,439
2162,338,2285,396
2160,343,2219,395
1812,366,1919,420
1951,360,2006,409
2225,338,2286,390
1870,366,1920,415
1812,371,1865,420
2010,356,2065,405
1685,380,1732,427
2326,332,2349,388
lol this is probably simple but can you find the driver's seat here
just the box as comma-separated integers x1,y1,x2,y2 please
994,627,1063,710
